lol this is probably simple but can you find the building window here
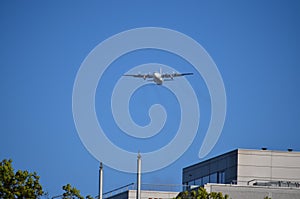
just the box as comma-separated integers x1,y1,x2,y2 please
183,182,189,191
188,180,195,186
210,173,218,183
185,170,226,189
218,171,225,183
203,175,209,185
195,178,202,186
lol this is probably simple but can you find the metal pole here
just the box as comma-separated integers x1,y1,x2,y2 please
99,162,103,199
136,153,141,199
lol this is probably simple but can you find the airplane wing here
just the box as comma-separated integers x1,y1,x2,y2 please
162,72,193,78
123,73,153,79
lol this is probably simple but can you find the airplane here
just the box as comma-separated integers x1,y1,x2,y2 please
123,68,193,85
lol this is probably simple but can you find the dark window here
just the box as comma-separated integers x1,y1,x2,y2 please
188,180,195,186
218,171,225,183
195,178,202,186
203,175,209,185
210,173,218,183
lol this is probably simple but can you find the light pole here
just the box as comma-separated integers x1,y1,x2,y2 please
99,162,103,199
136,153,141,199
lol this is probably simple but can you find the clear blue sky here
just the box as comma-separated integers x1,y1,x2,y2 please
1,0,300,197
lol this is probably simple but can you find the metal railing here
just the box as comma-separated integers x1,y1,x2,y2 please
247,179,300,188
101,183,135,198
101,183,187,199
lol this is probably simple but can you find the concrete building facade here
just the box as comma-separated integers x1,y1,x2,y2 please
183,149,300,199
205,183,300,199
183,149,300,187
104,149,300,199
105,190,179,199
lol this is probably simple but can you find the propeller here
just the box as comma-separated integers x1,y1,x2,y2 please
182,72,193,76
171,71,176,79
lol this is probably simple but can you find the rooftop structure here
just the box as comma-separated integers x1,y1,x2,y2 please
102,183,180,199
204,183,300,199
105,190,178,199
103,149,300,199
182,148,300,199
183,148,300,188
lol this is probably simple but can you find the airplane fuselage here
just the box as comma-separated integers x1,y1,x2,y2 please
153,72,163,85
123,69,193,85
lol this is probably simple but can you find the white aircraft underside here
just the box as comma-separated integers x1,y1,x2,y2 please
123,69,193,85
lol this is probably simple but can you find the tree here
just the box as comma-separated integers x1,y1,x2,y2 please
61,184,84,199
61,184,94,199
0,159,44,199
175,187,230,199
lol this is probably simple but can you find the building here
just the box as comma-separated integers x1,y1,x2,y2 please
102,183,180,199
183,148,300,199
204,183,300,199
105,190,179,199
103,149,300,199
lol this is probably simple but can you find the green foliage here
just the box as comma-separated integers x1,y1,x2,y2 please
85,195,94,199
175,187,230,199
0,159,44,199
61,184,94,199
0,159,96,199
62,184,84,199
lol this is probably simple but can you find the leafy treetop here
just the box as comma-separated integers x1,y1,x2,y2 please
175,187,230,199
0,159,44,199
